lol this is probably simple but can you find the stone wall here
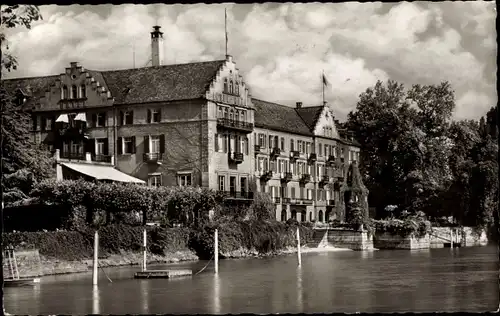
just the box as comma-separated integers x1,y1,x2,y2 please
325,228,373,250
374,233,430,250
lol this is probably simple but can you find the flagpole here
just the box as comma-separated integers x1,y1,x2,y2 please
225,8,228,56
322,70,325,105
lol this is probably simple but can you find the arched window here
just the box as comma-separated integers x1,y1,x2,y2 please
229,108,234,121
71,85,78,99
281,210,287,222
81,85,86,98
229,80,234,94
223,78,228,93
319,210,324,223
309,212,313,222
62,85,68,99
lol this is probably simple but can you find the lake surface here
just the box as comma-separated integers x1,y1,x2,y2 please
4,245,498,314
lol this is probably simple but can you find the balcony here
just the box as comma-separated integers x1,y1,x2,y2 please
290,150,300,161
254,145,261,154
217,118,254,133
281,172,293,183
319,175,329,186
220,191,254,200
60,152,85,160
274,197,281,204
260,171,273,182
300,174,311,184
308,153,317,164
327,155,336,166
93,154,112,163
282,197,291,204
327,199,336,206
270,147,281,159
290,198,313,206
143,153,163,163
229,152,244,164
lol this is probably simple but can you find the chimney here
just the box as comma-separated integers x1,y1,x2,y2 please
151,25,164,67
226,55,233,63
70,62,78,68
323,101,328,106
296,102,302,109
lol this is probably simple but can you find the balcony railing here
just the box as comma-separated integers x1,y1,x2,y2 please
93,154,112,163
60,152,85,160
229,152,244,164
300,174,311,183
217,118,254,133
254,145,261,154
282,197,291,204
308,153,317,164
327,199,336,206
260,171,273,182
274,197,281,204
281,172,293,183
143,152,163,163
271,147,281,158
290,150,300,161
220,191,254,200
327,155,336,166
290,198,313,206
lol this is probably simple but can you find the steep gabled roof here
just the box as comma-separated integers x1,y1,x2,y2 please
295,106,323,131
1,75,59,110
101,60,225,104
252,98,312,136
1,60,226,105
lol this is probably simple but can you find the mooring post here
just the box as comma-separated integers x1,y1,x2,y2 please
450,228,454,248
214,229,219,274
142,228,147,272
92,230,99,286
297,227,302,266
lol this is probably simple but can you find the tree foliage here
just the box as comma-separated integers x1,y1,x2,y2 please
346,79,497,230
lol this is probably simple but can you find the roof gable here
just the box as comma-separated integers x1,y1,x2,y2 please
252,98,311,135
295,106,323,131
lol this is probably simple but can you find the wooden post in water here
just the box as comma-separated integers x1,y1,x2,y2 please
142,228,147,272
92,230,99,286
214,229,219,274
450,228,454,248
297,227,302,266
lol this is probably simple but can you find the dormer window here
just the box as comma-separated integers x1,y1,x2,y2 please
229,80,234,94
223,78,228,93
62,85,68,99
71,85,78,99
81,85,86,98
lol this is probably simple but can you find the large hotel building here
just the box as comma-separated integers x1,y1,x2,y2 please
3,26,367,223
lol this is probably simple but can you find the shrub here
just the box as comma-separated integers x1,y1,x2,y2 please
372,212,432,238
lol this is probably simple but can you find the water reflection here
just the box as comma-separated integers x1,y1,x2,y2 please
139,280,149,313
92,285,100,315
361,250,375,259
410,249,431,257
212,274,221,314
297,267,303,313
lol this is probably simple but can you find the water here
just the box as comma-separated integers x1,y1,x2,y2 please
5,245,498,314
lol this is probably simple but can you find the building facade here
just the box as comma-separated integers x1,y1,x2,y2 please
3,26,366,223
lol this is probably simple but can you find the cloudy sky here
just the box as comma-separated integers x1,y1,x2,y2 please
2,2,497,120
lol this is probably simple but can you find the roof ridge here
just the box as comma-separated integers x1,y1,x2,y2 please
101,59,226,74
2,74,60,82
251,98,293,109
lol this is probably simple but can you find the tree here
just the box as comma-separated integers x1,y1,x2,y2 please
1,5,54,207
346,80,457,219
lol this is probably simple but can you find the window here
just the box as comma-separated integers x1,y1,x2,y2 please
240,110,245,122
45,117,53,131
244,137,249,155
71,141,82,154
62,85,68,99
148,174,161,187
229,108,234,121
95,112,106,127
268,135,273,149
234,110,239,122
223,107,228,119
280,137,285,151
291,187,296,198
178,174,192,187
318,144,322,156
307,189,313,200
71,85,78,99
150,136,160,153
298,140,303,153
218,106,223,119
218,176,225,191
123,137,134,154
235,81,240,96
148,109,161,123
96,138,106,155
259,134,265,147
229,80,234,94
122,111,133,125
223,135,228,153
290,139,294,151
81,85,86,98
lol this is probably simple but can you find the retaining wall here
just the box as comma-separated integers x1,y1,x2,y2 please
374,233,430,250
429,227,488,248
322,228,374,250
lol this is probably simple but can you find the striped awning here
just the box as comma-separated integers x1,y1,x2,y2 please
61,162,145,184
74,113,87,122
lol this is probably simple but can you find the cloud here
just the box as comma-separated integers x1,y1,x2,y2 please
2,3,496,122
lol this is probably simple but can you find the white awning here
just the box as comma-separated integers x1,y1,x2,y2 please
61,162,145,184
74,113,87,122
56,114,69,123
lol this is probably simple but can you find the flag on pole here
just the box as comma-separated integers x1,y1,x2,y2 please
322,73,330,87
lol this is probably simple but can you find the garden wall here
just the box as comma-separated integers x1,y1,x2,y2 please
429,227,488,248
325,228,374,250
374,232,430,250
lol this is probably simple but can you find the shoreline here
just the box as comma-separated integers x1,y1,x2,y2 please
16,246,353,278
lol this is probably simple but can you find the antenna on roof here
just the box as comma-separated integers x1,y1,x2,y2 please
133,42,136,69
225,8,228,57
